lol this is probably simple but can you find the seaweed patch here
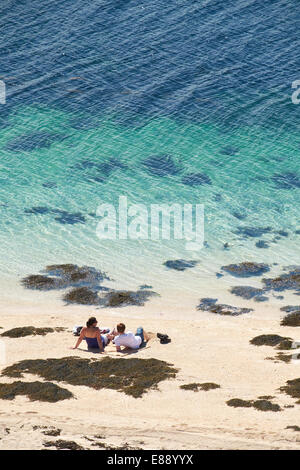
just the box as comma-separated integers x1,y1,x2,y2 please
2,356,178,398
1,326,65,338
221,262,270,277
163,259,198,271
180,382,220,392
227,398,281,412
197,298,252,316
0,381,73,402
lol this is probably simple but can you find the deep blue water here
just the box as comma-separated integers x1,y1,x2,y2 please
1,0,300,128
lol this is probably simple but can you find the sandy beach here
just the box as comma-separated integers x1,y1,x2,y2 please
0,292,300,450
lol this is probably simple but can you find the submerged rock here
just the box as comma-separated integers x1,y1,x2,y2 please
181,172,212,186
2,356,178,399
163,259,198,271
221,262,270,277
142,154,181,177
197,298,252,316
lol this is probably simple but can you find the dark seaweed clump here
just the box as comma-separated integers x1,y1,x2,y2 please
0,381,73,402
25,207,86,225
286,425,300,432
181,172,211,186
235,227,272,238
1,326,65,338
43,440,84,450
197,298,252,316
263,268,300,292
227,398,281,412
6,132,66,152
100,289,157,308
250,334,292,349
230,286,268,302
180,382,220,392
281,312,300,327
2,356,178,398
280,305,300,312
163,259,198,271
280,378,300,403
221,262,270,277
63,287,100,305
256,240,269,249
142,154,181,177
272,172,300,190
21,264,109,291
21,264,156,308
42,428,61,437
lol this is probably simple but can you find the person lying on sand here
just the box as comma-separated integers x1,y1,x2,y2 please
108,323,149,352
72,316,109,352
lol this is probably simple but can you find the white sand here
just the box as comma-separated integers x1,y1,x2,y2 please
0,293,300,450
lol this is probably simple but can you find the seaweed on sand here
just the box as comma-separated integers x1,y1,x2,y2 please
1,326,65,338
286,425,300,432
227,398,281,412
2,356,178,398
42,428,61,437
281,312,300,327
43,440,84,450
250,334,292,348
280,378,300,403
180,382,220,392
221,262,270,277
0,381,73,402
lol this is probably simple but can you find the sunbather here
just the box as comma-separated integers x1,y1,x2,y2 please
72,317,108,352
109,323,148,352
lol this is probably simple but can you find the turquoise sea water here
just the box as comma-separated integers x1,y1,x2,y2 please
0,1,300,302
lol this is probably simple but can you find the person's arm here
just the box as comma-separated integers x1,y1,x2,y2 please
72,327,86,349
96,330,104,352
114,335,121,352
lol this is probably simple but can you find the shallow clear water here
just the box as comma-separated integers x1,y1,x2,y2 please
0,0,299,301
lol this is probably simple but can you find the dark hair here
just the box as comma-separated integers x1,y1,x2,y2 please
86,317,97,328
117,323,126,333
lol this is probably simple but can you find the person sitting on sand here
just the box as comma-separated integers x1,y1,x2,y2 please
109,323,148,352
72,317,108,352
